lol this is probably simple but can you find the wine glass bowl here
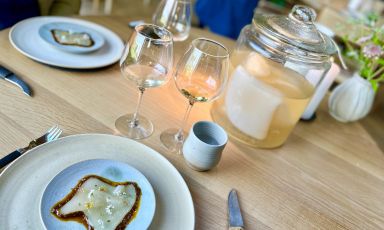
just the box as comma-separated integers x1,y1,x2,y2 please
175,39,229,102
120,24,173,88
116,24,173,139
160,38,229,153
152,0,192,42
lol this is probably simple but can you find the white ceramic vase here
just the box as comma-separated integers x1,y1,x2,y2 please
329,73,375,122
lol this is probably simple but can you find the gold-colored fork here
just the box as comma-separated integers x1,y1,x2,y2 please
0,125,62,168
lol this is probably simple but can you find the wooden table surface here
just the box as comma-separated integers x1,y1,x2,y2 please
0,16,384,230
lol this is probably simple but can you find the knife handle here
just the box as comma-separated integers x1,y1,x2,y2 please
0,150,22,168
229,227,244,230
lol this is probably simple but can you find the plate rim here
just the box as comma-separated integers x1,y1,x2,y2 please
8,16,124,69
0,133,195,229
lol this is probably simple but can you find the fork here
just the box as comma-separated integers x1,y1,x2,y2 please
0,125,62,168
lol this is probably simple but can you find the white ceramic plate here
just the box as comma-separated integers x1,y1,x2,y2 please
38,22,105,53
9,17,124,69
0,134,195,229
41,159,156,230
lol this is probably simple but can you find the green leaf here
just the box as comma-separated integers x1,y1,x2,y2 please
377,59,384,66
360,67,370,78
370,80,379,92
373,35,380,44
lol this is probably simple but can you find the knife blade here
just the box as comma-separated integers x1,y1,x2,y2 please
0,66,32,96
228,189,244,230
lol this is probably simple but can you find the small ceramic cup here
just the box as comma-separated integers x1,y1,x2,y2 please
183,121,228,171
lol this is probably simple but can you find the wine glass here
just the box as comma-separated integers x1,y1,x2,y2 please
160,38,229,153
152,0,192,41
115,24,173,139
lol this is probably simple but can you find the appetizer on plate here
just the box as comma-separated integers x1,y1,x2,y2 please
51,175,141,230
50,29,95,47
38,21,105,53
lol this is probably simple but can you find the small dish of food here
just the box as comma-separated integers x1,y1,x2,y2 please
38,22,105,53
40,159,156,230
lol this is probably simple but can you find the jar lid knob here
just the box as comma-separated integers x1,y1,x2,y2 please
289,5,316,23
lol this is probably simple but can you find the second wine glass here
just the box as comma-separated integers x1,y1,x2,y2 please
160,38,229,153
116,24,173,139
152,0,192,41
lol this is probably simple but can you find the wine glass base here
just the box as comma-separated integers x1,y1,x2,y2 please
115,114,153,140
160,128,186,154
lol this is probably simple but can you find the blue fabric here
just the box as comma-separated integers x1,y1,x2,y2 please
0,0,40,30
195,0,259,39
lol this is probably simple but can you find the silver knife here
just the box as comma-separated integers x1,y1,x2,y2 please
0,66,32,96
228,189,244,230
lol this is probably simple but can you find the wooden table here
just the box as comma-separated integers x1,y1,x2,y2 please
1,16,384,229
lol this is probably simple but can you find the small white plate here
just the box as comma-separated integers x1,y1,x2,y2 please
41,159,155,230
9,17,124,69
38,22,105,53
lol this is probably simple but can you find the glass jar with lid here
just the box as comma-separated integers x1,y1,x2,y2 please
211,5,339,148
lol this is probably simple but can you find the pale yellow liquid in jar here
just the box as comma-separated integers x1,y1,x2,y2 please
211,51,314,148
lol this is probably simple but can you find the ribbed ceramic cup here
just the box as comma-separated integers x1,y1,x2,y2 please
182,121,228,171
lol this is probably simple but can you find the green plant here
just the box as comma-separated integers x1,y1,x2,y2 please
342,13,384,92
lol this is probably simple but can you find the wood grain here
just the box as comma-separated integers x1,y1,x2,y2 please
0,16,383,229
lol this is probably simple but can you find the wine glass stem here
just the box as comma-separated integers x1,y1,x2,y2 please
130,87,145,128
176,100,194,141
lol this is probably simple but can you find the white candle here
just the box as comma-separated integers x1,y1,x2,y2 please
301,63,340,120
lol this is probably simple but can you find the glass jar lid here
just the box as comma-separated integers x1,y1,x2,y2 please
253,5,337,56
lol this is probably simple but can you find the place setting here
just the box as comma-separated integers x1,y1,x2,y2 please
1,1,384,230
9,16,124,69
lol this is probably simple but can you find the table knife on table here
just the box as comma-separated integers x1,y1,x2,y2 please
0,66,32,96
228,189,245,230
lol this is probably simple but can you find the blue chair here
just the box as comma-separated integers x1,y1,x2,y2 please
0,0,40,30
195,0,260,39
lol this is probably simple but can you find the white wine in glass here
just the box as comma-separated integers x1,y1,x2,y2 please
160,38,229,153
122,63,167,88
116,24,173,139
